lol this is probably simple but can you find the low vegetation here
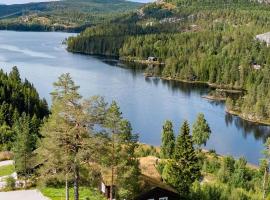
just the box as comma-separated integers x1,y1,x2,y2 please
4,176,16,191
41,187,105,200
0,164,15,177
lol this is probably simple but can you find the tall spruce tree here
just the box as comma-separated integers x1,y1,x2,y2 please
13,113,34,185
261,138,270,199
160,120,175,159
192,113,211,148
163,120,201,197
117,120,140,199
104,101,123,200
104,102,140,200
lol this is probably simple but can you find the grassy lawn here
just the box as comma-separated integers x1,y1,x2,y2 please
41,187,106,200
0,164,15,177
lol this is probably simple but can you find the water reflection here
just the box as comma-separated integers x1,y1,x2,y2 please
118,59,270,147
225,113,270,142
121,61,210,96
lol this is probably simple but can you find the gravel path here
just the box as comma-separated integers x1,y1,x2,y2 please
0,160,14,167
0,190,49,200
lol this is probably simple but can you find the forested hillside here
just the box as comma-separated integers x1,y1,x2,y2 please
0,67,49,151
67,0,270,123
0,0,142,32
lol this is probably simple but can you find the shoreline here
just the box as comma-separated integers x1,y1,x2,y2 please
226,109,270,126
65,53,270,126
202,95,226,101
120,57,165,65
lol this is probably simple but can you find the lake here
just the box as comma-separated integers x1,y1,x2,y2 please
0,31,269,164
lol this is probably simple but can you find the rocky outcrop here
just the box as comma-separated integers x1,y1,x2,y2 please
255,32,270,46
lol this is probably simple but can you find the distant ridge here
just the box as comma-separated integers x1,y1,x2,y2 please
0,0,143,32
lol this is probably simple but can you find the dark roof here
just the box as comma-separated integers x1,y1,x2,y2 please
135,187,180,200
140,174,177,193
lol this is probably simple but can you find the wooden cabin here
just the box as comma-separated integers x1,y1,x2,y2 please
137,156,180,200
99,156,180,200
100,180,116,200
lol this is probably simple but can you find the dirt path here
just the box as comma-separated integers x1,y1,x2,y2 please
0,190,49,200
0,160,13,167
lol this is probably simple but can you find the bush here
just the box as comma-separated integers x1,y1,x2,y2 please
229,188,249,200
217,156,235,183
5,176,16,191
209,149,217,155
156,161,166,175
202,156,220,174
135,145,159,157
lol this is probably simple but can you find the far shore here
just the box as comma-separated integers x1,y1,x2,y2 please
226,109,270,126
202,95,226,101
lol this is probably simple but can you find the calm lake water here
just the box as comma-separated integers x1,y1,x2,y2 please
0,31,269,164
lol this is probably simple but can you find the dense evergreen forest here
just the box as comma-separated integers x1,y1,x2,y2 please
0,67,49,150
67,0,270,123
0,0,142,32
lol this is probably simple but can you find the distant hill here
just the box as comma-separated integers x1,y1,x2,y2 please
67,0,270,123
0,0,143,32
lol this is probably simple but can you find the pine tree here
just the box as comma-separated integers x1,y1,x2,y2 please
39,74,106,200
9,66,21,83
163,120,201,197
38,100,73,200
160,120,175,159
192,113,211,148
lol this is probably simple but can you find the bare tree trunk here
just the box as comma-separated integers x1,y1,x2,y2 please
24,151,27,189
74,126,79,200
65,174,69,200
74,164,79,200
110,133,115,200
263,165,269,200
110,166,114,200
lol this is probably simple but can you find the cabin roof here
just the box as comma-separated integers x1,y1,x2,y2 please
135,186,180,200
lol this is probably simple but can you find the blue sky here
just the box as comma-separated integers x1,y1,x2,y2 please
0,0,154,5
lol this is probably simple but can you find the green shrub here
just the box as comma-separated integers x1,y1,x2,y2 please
217,156,235,183
156,160,166,175
229,188,249,200
5,176,16,191
202,156,220,174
